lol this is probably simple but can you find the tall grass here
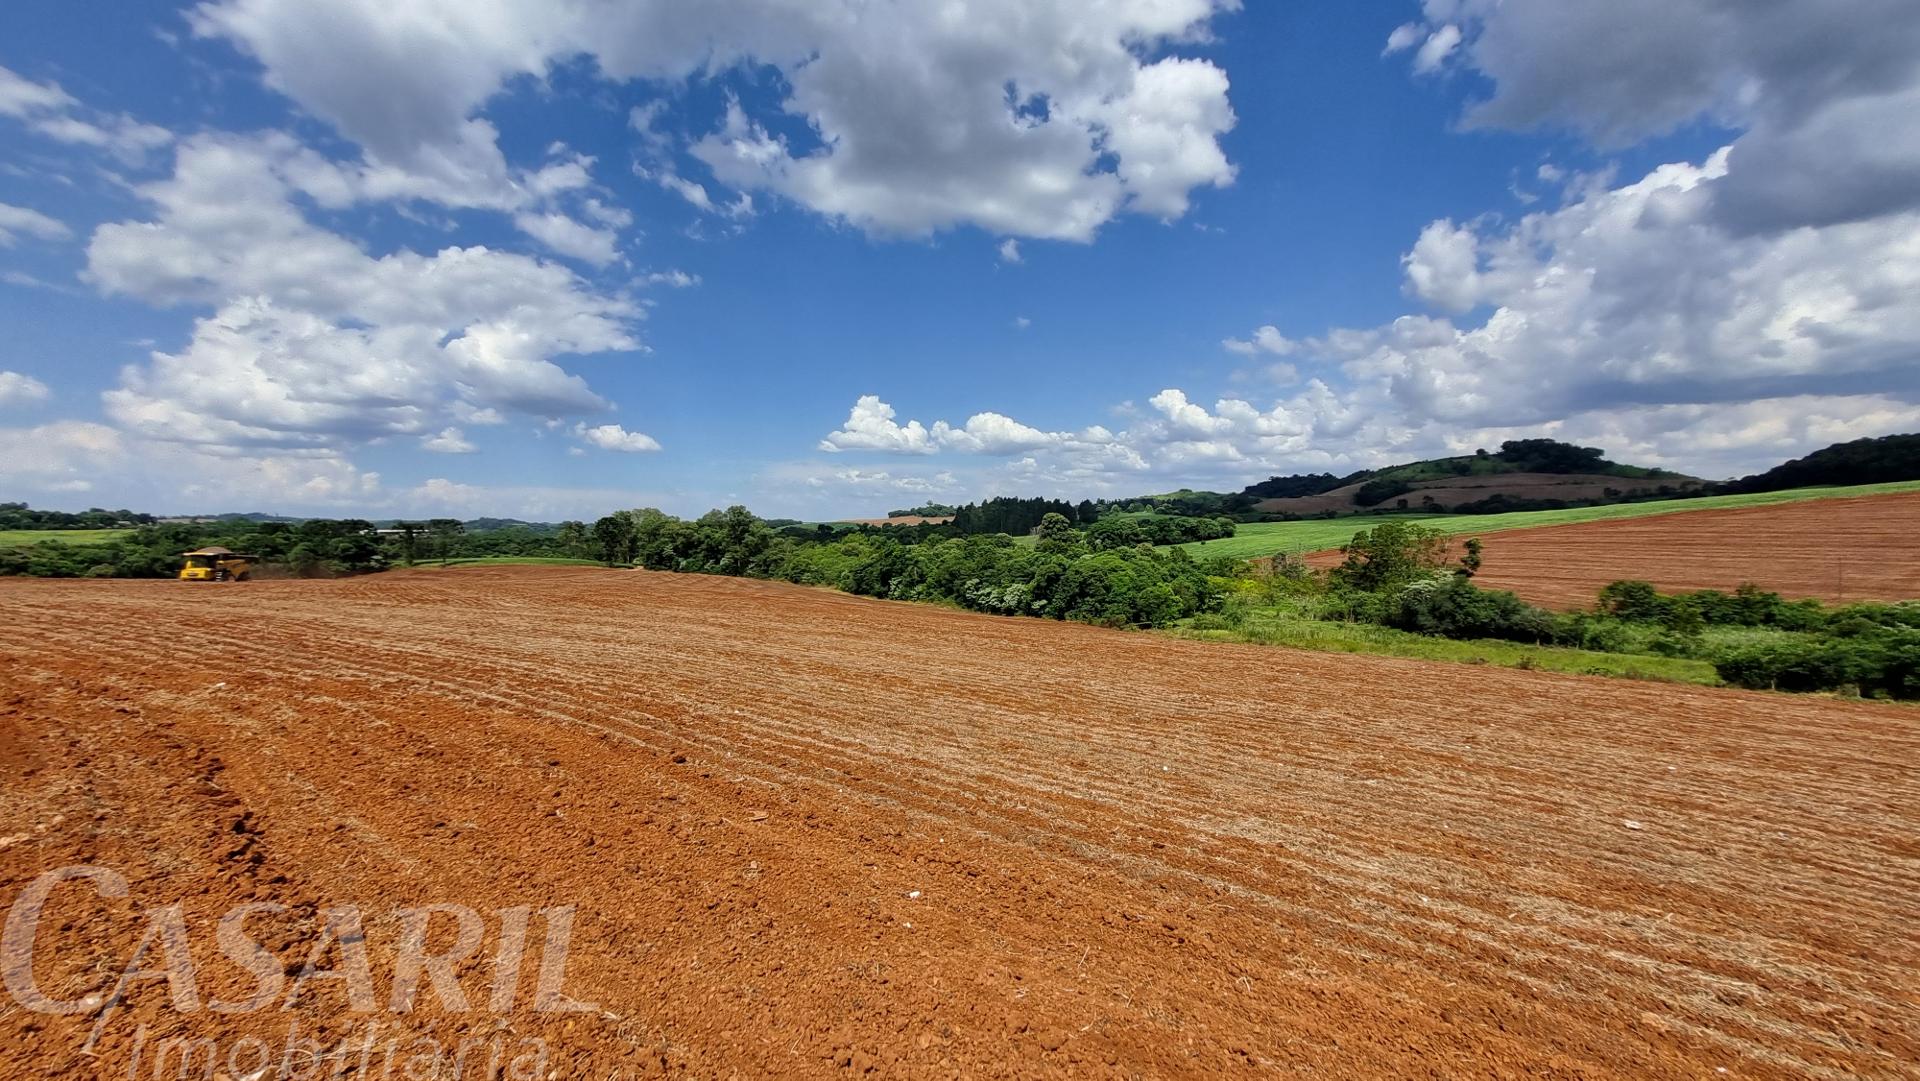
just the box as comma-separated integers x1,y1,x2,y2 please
1167,608,1720,684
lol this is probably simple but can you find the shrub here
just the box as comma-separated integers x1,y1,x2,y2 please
1597,580,1669,622
1386,577,1556,643
1713,628,1920,698
1714,640,1853,693
1552,612,1631,653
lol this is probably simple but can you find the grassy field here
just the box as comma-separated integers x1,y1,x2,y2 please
1173,479,1920,561
1166,611,1720,685
0,528,133,547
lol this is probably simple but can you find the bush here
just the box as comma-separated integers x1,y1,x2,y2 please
1386,578,1556,643
1714,640,1854,693
1597,580,1669,622
1552,612,1632,652
1714,627,1920,698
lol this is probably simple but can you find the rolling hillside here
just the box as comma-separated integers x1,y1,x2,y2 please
1246,439,1697,515
1173,479,1920,561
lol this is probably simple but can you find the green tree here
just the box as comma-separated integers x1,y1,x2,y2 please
592,513,635,566
427,518,464,566
1033,512,1082,556
1596,580,1669,622
1330,521,1451,593
556,520,591,559
1457,537,1483,579
392,521,424,567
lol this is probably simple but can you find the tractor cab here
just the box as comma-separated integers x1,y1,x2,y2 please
179,547,257,582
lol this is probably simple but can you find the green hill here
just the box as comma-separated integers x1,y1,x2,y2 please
1725,433,1920,493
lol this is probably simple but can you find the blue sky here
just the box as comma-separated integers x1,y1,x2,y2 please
2,1,1916,520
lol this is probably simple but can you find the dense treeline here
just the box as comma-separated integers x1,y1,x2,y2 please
0,513,591,578
590,507,1224,627
1096,489,1246,518
1086,514,1235,548
1723,433,1920,493
0,519,389,578
948,497,1091,535
0,503,156,530
886,503,958,518
1593,580,1918,698
1240,473,1347,500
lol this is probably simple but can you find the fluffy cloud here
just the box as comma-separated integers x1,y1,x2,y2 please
819,395,938,455
193,0,1239,241
273,127,625,261
0,416,396,508
818,379,1920,494
421,427,476,453
0,202,71,246
1387,0,1920,234
1222,325,1298,357
88,133,638,452
819,395,1153,475
1139,2,1920,479
820,396,1100,457
574,422,662,453
1410,24,1461,75
511,211,620,267
0,371,52,407
1223,150,1920,458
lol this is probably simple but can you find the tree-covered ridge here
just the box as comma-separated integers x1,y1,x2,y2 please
1060,439,1703,522
1243,439,1691,505
0,503,157,530
1725,433,1920,493
948,497,1090,534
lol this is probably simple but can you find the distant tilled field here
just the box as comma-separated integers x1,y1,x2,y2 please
1451,490,1920,608
2,568,1916,1078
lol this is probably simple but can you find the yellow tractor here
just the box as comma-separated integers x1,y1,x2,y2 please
178,547,258,582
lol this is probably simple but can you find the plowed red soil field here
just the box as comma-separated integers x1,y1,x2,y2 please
3,568,1916,1079
1305,490,1920,610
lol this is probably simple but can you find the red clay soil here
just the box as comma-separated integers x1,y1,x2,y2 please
2,568,1916,1079
1303,490,1920,610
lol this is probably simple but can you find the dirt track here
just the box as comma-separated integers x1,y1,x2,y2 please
1305,490,1920,610
2,568,1916,1078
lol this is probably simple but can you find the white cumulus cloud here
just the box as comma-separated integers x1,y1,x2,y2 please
193,0,1240,242
574,422,662,453
421,427,476,453
87,133,638,453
